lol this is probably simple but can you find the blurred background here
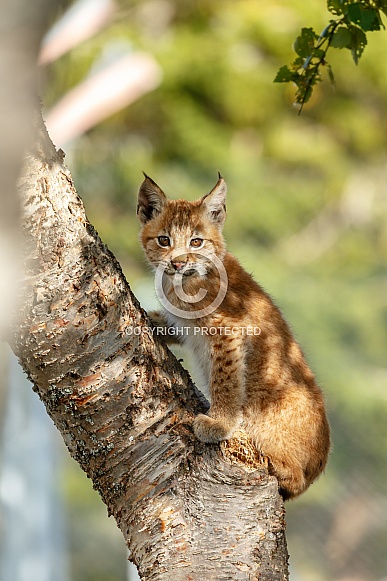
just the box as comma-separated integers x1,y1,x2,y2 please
0,0,386,580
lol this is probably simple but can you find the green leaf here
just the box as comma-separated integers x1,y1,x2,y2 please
348,25,367,63
295,81,314,105
274,65,294,83
294,28,318,58
347,3,380,31
313,48,326,59
331,26,352,48
327,0,344,16
327,64,336,88
377,0,387,19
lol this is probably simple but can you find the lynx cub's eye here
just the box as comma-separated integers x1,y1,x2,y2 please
190,238,203,248
157,236,170,247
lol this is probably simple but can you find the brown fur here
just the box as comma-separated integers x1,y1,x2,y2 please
137,174,330,500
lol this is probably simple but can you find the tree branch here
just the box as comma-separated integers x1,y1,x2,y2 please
10,113,289,580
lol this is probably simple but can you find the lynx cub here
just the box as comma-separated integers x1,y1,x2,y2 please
137,174,330,499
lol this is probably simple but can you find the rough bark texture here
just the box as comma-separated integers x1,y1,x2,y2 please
10,115,289,580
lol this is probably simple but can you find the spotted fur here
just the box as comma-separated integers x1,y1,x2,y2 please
137,175,330,500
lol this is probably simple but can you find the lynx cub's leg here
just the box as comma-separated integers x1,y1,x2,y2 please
194,331,245,442
147,311,180,345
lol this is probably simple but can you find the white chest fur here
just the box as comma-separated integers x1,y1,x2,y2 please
164,311,212,401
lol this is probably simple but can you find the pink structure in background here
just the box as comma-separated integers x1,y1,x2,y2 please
41,0,162,147
45,52,162,146
39,0,116,65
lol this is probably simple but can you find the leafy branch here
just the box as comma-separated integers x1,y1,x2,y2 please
275,1,386,113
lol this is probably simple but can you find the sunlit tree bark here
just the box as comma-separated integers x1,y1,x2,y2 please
9,114,289,580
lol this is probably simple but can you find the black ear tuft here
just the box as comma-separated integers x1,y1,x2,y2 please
201,175,227,228
137,175,168,225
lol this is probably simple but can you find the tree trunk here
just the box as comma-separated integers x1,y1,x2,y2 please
0,0,63,336
9,114,289,580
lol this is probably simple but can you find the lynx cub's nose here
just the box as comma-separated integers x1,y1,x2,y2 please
171,260,186,271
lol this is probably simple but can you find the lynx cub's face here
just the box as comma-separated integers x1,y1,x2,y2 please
137,174,227,279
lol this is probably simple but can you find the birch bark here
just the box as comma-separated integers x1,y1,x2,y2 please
9,115,289,581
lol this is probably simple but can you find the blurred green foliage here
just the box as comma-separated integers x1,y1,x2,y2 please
42,1,387,580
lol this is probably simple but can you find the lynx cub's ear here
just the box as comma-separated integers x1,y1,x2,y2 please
201,174,227,228
137,174,168,224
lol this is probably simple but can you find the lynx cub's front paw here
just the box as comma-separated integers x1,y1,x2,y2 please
148,310,181,345
148,310,166,327
193,413,237,443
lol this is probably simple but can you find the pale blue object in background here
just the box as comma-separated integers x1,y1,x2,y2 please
127,561,140,581
0,351,69,581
